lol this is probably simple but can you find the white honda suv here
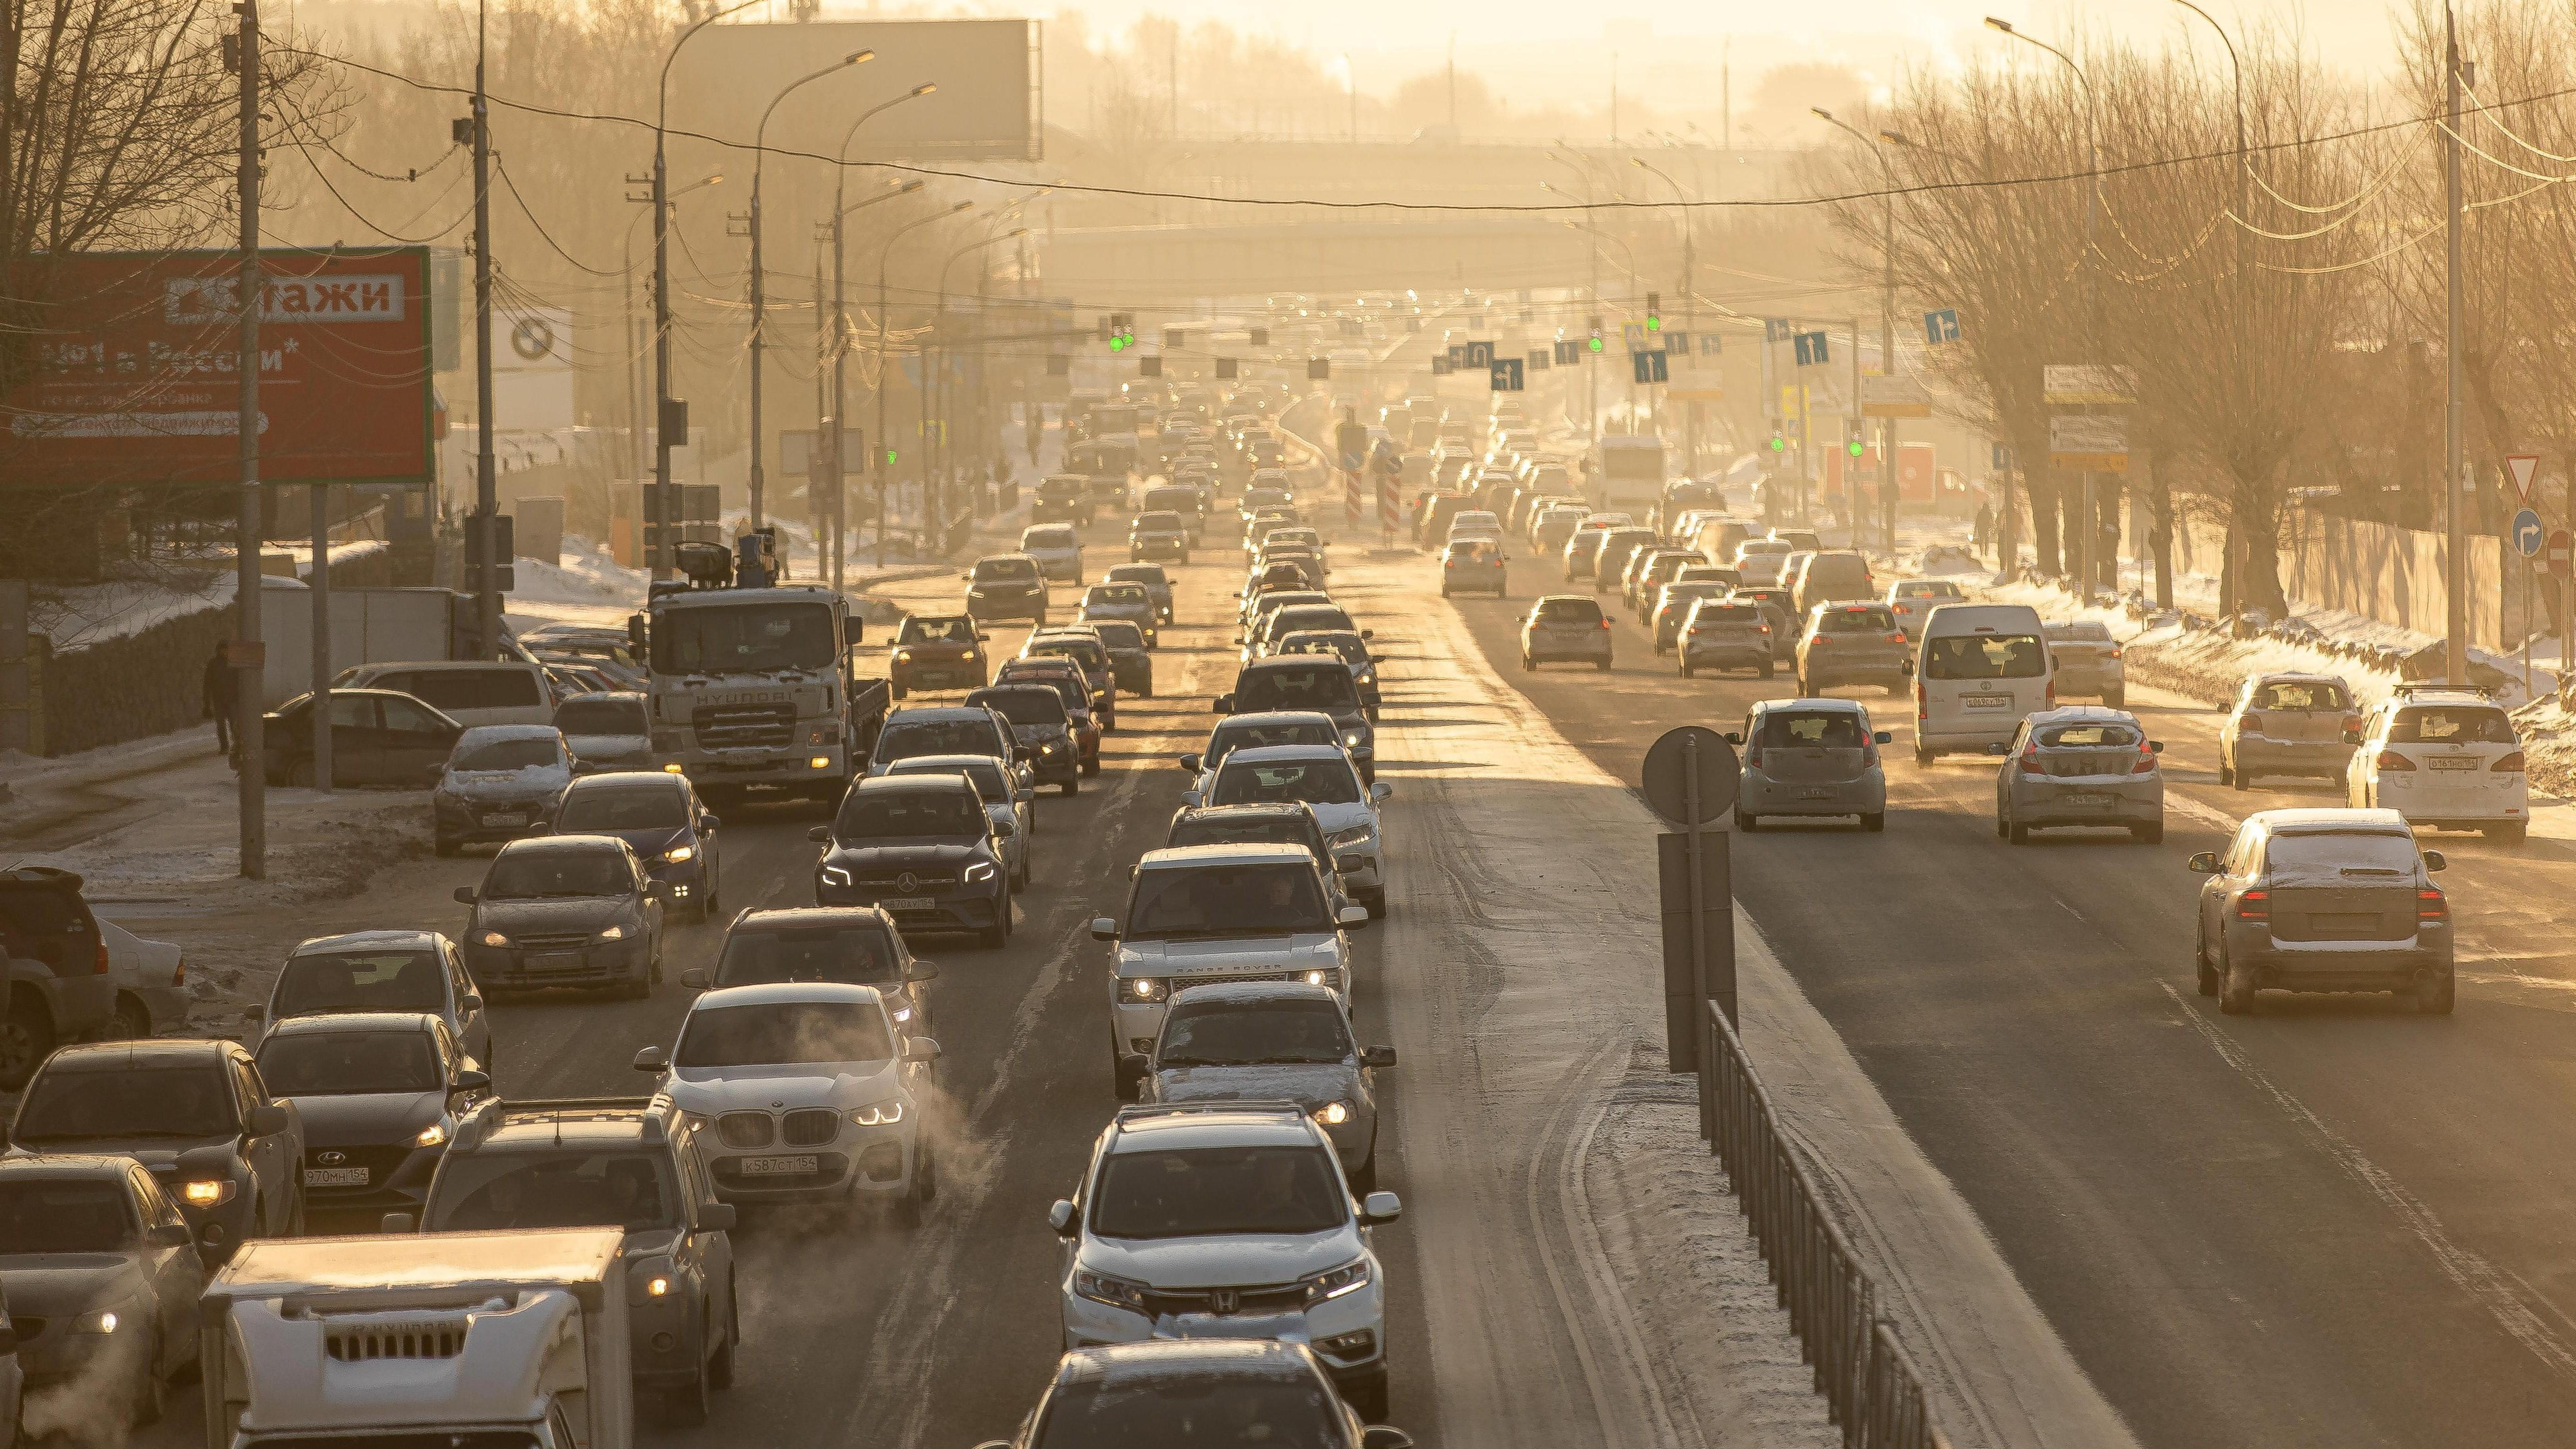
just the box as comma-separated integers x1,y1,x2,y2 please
2344,685,2529,843
1050,1102,1403,1421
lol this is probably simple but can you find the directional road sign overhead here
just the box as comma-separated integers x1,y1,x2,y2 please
1793,332,1829,367
1924,309,1961,344
1489,357,1525,392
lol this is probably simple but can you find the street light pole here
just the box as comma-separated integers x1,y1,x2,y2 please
827,87,935,594
2443,3,2470,685
2166,0,2244,615
1632,155,1701,473
1812,110,1899,554
654,0,764,581
876,201,974,566
745,51,871,536
931,224,1032,544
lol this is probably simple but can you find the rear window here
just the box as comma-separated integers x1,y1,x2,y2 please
1924,634,2047,680
2036,723,2138,748
1896,581,1963,599
1821,607,1897,633
554,697,646,736
970,688,1067,727
2255,680,2349,712
1693,603,1761,623
2388,706,2515,744
1535,598,1603,623
2264,831,2420,875
409,668,542,712
452,734,562,772
1758,711,1869,748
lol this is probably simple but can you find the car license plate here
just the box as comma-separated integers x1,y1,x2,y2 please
1962,694,2013,711
2311,913,2379,935
1797,786,1837,800
528,952,584,972
2428,755,2478,771
740,1155,818,1176
481,812,526,828
877,896,933,910
304,1167,368,1188
2065,793,2114,807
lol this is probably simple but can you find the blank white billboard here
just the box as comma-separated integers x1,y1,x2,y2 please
670,19,1041,163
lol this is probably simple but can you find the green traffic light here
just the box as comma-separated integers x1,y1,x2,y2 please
1589,337,1604,352
1108,336,1125,351
1769,437,1786,452
885,449,897,464
1646,317,1661,331
1847,441,1865,457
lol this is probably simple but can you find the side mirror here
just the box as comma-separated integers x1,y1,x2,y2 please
1873,731,1893,745
1213,695,1234,714
1361,629,1375,639
247,1104,289,1137
453,886,478,905
426,764,448,784
2149,740,2165,753
679,968,712,989
626,613,647,649
700,814,721,831
1178,752,1201,772
903,1037,942,1062
808,825,834,844
2422,849,2448,873
643,881,670,903
632,1045,669,1074
380,1212,418,1234
2342,729,2363,745
1359,1190,1403,1225
959,571,975,581
994,820,1017,838
0,1323,16,1356
150,1221,194,1248
1337,905,1370,927
452,1068,492,1093
2186,851,2220,874
906,959,941,983
1360,1045,1397,1069
698,1202,738,1233
460,993,484,1014
1089,916,1119,942
978,633,992,642
1724,732,1744,746
1370,781,1393,803
244,1003,267,1023
1984,742,2010,756
1048,1199,1078,1237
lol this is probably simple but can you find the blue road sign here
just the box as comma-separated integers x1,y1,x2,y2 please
1925,309,1961,344
1794,331,1830,367
1465,340,1496,369
1553,339,1582,365
2514,507,2546,557
1632,350,1669,385
1992,441,2015,471
1490,357,1525,392
1763,317,1793,344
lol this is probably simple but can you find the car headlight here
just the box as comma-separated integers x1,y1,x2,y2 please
1126,976,1169,1003
1302,1259,1372,1303
74,1309,124,1334
895,649,913,662
1329,825,1373,850
183,1179,235,1208
1344,731,1369,749
848,1100,906,1126
1302,968,1344,992
962,861,997,884
1074,1268,1150,1313
1314,1100,1353,1126
661,845,696,864
820,864,853,887
476,929,510,948
596,924,627,941
1040,742,1060,754
647,1276,672,1297
415,1122,448,1148
1355,668,1375,683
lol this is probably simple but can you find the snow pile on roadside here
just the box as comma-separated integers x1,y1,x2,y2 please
2509,693,2576,801
1977,579,2415,710
510,535,648,609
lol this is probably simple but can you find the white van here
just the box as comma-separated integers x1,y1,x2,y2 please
333,660,555,728
1912,602,2052,765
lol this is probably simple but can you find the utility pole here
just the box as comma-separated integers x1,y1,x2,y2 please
310,484,329,795
233,0,266,878
471,0,498,663
745,54,868,538
2444,5,2470,686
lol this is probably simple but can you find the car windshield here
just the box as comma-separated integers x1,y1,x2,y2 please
1760,712,1867,749
452,736,561,772
554,698,646,736
878,720,1002,760
901,617,977,645
275,950,447,1017
1031,1369,1343,1448
0,1179,135,1253
482,849,632,899
2038,723,2140,748
424,1150,676,1233
1233,668,1356,713
1129,862,1331,938
675,1001,894,1069
557,784,690,832
1108,567,1165,586
1924,634,2047,680
1159,998,1354,1067
14,1065,234,1141
975,558,1039,582
716,924,899,986
1897,582,1962,599
2255,681,2349,711
2388,707,2516,744
1280,634,1364,665
651,602,835,674
1093,585,1150,605
892,757,1010,800
1209,721,1337,767
1133,512,1183,530
970,689,1069,728
836,789,986,840
258,1032,441,1096
1025,528,1077,549
1213,759,1361,808
1090,1146,1346,1239
2266,831,2421,875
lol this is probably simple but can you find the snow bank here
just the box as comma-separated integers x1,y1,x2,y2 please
511,535,649,609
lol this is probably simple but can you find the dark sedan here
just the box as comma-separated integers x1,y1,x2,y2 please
552,771,722,923
455,836,669,999
0,1155,204,1425
1088,620,1156,698
964,554,1050,625
968,685,1082,795
253,1013,488,1221
6,1040,302,1262
685,906,940,1041
811,776,1012,949
1218,659,1376,784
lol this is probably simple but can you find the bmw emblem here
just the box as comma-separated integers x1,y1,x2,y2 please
896,871,920,894
318,1150,346,1166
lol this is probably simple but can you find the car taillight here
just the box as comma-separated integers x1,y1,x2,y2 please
1745,744,1763,768
1917,681,1927,721
1811,635,1831,646
172,953,187,986
1758,623,1770,634
2418,888,2448,921
2493,751,2526,772
1885,632,1907,644
1861,739,1879,767
2044,679,2056,707
2236,889,2269,921
1600,620,1612,630
2017,747,2044,775
94,937,109,975
2376,751,2417,771
2132,745,2156,774
2341,714,2363,735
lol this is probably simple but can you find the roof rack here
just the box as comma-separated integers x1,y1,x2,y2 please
2393,681,2493,697
1115,1101,1308,1123
455,1096,665,1153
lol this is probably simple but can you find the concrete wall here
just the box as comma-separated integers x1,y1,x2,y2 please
2167,509,2503,648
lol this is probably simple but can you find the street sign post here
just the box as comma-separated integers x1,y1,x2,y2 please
2513,507,2545,558
2549,528,2572,579
1644,726,1741,1067
2049,414,2131,473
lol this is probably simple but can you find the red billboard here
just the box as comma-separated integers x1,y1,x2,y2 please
2,246,433,488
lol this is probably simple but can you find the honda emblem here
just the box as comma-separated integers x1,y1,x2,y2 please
1210,1289,1239,1314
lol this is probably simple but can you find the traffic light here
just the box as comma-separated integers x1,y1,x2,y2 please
1588,315,1603,352
1845,418,1866,458
1646,292,1662,331
1768,431,1786,453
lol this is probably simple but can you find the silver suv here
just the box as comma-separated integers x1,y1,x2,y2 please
1050,1103,1403,1420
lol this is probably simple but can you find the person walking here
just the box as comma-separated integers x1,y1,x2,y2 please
202,645,238,764
1973,501,1995,558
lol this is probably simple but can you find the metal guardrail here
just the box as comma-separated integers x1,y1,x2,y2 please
1702,1001,1949,1449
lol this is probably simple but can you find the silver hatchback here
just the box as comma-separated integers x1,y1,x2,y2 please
1520,595,1613,671
1678,598,1776,679
1726,700,1891,832
1993,706,2165,844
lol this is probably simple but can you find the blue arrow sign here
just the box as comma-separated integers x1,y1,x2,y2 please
1925,309,1961,344
2515,507,2546,557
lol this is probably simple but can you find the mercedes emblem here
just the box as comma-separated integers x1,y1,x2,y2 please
895,871,920,894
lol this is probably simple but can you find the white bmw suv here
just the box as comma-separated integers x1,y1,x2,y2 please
1050,1103,1403,1421
1092,844,1370,1099
636,981,943,1223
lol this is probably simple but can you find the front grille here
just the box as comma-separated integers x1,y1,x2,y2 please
782,1108,841,1146
849,868,958,889
1139,1282,1309,1317
514,932,594,952
696,702,796,750
1170,969,1312,989
717,1112,777,1149
327,1320,467,1361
